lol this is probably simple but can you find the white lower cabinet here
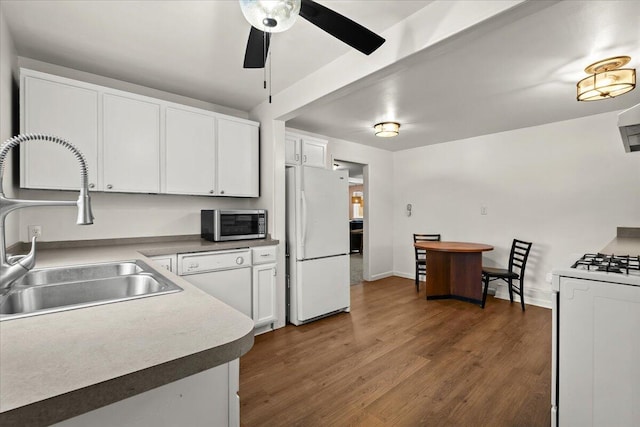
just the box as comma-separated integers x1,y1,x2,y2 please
252,263,277,327
251,246,277,328
53,359,240,427
155,246,278,331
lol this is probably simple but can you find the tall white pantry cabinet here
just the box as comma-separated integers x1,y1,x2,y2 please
20,68,259,198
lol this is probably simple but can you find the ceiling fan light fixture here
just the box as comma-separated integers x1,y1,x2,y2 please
577,56,636,101
239,0,301,33
374,122,400,138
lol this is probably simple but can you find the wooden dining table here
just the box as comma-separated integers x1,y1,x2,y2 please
413,241,494,305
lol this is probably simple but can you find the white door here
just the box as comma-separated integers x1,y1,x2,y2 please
252,264,277,327
558,277,640,427
297,166,349,260
103,94,160,193
295,255,349,322
22,76,99,190
165,106,216,195
216,117,259,197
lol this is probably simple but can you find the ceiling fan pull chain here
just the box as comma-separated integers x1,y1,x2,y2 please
269,45,272,104
263,30,267,90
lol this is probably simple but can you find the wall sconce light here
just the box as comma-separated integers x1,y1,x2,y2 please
577,56,636,101
374,122,400,137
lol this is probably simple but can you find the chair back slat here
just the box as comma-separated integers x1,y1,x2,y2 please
509,239,533,281
414,234,441,260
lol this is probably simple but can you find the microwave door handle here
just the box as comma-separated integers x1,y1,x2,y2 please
301,190,307,258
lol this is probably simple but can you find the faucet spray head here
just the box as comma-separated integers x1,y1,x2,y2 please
76,188,94,225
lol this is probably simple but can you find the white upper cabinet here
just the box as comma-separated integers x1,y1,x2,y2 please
217,117,259,197
285,131,327,168
20,76,99,190
301,137,327,168
20,69,260,197
165,106,216,195
103,94,160,193
285,134,301,165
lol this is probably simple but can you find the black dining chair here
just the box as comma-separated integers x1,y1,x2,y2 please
413,233,441,292
481,239,532,310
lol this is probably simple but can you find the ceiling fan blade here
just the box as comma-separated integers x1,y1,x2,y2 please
299,0,385,55
243,26,271,69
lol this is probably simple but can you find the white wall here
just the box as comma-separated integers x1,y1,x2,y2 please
393,111,640,307
0,7,19,247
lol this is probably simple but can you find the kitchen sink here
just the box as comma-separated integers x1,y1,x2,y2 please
0,260,183,321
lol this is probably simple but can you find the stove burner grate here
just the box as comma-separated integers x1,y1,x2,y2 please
572,253,640,274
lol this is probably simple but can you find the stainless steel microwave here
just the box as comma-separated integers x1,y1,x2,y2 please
201,209,267,242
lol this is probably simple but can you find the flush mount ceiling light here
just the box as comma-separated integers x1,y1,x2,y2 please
577,56,636,101
374,122,400,137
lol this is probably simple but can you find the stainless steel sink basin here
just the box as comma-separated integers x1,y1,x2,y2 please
0,260,182,321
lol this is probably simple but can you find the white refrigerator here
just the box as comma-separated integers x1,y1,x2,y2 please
286,166,350,325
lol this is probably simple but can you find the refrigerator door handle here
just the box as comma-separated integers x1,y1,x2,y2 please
301,190,307,259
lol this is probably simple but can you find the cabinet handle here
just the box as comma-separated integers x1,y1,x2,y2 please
260,253,270,257
295,154,300,161
89,183,95,189
303,155,307,163
107,184,113,190
220,190,225,194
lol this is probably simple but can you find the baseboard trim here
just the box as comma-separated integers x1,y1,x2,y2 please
394,271,552,309
494,283,552,309
369,271,394,281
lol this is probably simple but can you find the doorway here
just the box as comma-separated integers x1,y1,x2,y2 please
332,159,366,285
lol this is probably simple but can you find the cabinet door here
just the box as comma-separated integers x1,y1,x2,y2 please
558,277,640,427
103,94,160,193
217,118,259,197
21,76,99,190
301,138,326,168
252,264,277,327
165,107,216,195
285,134,301,165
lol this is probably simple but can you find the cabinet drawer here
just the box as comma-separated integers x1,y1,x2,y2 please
252,246,277,265
178,250,251,275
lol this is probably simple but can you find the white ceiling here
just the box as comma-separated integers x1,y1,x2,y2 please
2,1,640,152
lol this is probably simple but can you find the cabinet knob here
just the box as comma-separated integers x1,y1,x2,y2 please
220,190,225,194
107,184,113,189
236,257,244,265
89,183,95,189
209,190,214,194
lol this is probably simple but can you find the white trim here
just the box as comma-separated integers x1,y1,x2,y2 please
369,271,394,281
393,271,552,309
494,282,552,309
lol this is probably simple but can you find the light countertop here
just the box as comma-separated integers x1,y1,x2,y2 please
0,236,278,426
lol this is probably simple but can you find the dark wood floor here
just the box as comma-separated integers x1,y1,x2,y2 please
240,276,552,426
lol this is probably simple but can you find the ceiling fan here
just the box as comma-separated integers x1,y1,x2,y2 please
239,0,386,69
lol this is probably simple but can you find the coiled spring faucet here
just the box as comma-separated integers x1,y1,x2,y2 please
0,134,94,294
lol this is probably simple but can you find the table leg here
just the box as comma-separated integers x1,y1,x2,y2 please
425,251,482,305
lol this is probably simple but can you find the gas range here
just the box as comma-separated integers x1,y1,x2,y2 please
572,253,640,276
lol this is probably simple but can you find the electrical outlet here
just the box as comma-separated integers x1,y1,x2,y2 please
28,225,42,239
